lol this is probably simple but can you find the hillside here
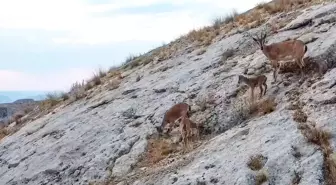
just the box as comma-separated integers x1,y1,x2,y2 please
1,1,336,185
0,99,38,126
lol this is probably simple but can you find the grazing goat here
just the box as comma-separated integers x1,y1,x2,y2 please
158,103,191,135
179,114,200,150
246,30,308,82
237,75,267,102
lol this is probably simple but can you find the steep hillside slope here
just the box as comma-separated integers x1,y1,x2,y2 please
1,1,336,185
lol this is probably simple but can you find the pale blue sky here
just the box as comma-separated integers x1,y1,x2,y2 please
0,0,269,91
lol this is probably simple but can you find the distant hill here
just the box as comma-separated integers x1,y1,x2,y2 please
0,91,48,103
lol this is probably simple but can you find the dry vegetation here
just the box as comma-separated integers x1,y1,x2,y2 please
149,0,328,63
138,138,179,167
256,170,268,185
247,154,266,171
296,121,336,185
247,154,268,185
231,96,277,124
0,126,9,140
292,109,308,123
250,97,277,116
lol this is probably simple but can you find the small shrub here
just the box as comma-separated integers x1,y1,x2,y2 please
45,92,61,106
298,123,331,146
297,121,336,185
325,154,336,185
60,92,70,101
231,97,251,124
39,92,61,111
122,53,145,69
211,12,238,29
250,97,277,116
222,10,239,24
124,54,140,64
212,16,225,29
0,127,9,140
247,154,267,171
255,2,268,10
23,107,34,114
292,109,307,123
139,138,177,166
70,81,85,93
97,68,107,78
108,79,121,90
256,170,268,185
84,82,94,91
88,72,102,86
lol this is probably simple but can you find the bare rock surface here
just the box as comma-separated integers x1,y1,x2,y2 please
1,2,336,185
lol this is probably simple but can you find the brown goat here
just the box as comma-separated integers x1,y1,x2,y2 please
237,75,267,102
179,114,200,150
159,103,191,135
247,30,308,82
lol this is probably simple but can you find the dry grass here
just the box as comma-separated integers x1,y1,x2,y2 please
122,53,154,70
138,138,178,167
231,97,251,124
60,92,70,101
0,126,9,140
296,121,336,185
124,54,141,64
107,79,121,91
39,92,62,111
212,10,239,29
69,81,87,101
292,109,307,123
250,97,277,116
254,0,322,15
247,154,266,171
297,122,331,147
185,27,219,47
23,107,34,115
256,170,268,185
86,72,102,89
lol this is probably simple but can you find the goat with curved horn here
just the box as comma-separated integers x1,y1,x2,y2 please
245,27,308,82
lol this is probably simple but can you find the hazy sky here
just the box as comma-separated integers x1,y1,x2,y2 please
0,0,269,91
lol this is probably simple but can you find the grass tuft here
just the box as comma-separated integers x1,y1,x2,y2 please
256,170,268,185
139,138,178,166
292,109,307,123
0,126,9,140
250,97,277,116
247,154,266,171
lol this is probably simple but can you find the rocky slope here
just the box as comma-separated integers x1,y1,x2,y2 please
1,2,336,185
